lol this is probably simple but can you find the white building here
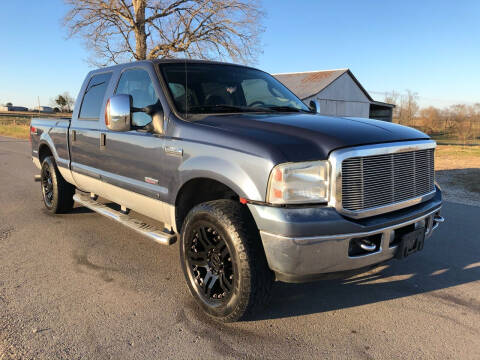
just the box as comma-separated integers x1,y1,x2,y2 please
274,69,394,122
33,106,55,113
0,105,29,112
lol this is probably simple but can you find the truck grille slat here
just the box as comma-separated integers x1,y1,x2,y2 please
341,148,435,212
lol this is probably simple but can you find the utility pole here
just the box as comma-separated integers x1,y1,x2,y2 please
37,96,41,113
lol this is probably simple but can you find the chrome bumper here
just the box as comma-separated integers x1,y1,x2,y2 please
260,207,443,283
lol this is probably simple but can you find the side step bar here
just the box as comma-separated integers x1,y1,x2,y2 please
73,193,177,245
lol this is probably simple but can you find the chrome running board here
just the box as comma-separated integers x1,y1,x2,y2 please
73,193,177,245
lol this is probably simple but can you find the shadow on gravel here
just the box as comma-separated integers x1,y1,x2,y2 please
436,168,480,194
253,202,480,321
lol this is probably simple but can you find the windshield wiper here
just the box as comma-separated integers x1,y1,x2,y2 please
263,105,311,113
188,104,271,113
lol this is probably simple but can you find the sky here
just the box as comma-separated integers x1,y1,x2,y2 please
0,0,478,109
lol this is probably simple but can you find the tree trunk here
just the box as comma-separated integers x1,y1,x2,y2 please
132,0,147,60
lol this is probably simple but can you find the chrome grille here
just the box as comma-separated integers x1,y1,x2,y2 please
342,149,435,211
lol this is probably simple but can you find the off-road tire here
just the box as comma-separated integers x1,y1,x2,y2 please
180,199,273,322
40,156,75,213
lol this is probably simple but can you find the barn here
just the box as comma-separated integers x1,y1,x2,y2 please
274,69,394,122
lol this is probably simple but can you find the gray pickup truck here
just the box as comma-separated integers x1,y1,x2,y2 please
30,59,444,322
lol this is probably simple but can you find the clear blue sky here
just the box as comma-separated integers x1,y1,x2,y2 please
0,0,478,109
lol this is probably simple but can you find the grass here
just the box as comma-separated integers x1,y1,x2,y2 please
0,124,30,139
436,144,480,157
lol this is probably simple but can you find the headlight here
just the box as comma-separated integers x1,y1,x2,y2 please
266,161,330,204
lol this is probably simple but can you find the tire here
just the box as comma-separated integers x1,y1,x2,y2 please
179,199,273,322
40,156,75,213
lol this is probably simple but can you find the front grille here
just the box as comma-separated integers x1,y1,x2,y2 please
341,149,435,211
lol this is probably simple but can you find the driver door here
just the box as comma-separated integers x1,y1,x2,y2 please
98,67,170,208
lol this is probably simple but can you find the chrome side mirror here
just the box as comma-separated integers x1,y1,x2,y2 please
309,99,321,114
105,94,132,131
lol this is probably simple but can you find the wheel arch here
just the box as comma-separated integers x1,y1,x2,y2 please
38,142,54,163
174,177,259,234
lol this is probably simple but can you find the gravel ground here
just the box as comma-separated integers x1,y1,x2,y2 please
1,137,479,359
435,146,480,207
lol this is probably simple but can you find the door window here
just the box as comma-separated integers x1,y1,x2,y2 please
79,72,112,120
116,69,159,127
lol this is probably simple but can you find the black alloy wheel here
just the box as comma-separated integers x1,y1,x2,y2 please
187,223,235,303
40,156,75,213
41,165,54,208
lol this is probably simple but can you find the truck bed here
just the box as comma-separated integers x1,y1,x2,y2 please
30,117,71,169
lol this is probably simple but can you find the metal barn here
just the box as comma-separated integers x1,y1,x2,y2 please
274,69,394,122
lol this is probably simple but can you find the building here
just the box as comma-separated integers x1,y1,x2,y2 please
274,69,394,122
32,106,55,113
0,105,29,112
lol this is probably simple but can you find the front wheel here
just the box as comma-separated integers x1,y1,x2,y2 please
40,156,75,213
179,200,273,322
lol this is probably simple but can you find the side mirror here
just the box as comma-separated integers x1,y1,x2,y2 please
105,94,132,131
309,99,321,114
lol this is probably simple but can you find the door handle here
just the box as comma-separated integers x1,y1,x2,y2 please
100,133,106,147
72,130,76,142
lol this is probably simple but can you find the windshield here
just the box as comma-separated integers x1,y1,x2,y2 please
159,63,311,116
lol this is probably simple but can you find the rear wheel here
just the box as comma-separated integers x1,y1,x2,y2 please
40,156,75,213
180,200,273,322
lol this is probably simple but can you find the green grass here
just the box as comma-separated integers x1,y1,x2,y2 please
0,124,30,139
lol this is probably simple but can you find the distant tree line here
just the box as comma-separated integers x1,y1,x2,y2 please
384,90,480,145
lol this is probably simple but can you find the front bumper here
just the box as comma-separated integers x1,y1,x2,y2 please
248,189,443,283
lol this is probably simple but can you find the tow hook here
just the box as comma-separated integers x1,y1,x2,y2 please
432,215,445,232
434,215,445,223
356,238,377,252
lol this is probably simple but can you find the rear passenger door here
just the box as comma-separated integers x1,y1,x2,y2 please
70,72,112,189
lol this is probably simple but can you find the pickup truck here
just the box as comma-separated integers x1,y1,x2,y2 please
30,59,444,322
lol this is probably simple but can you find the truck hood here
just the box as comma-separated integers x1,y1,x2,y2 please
192,113,430,162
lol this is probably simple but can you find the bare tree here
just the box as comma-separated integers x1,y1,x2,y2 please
397,90,419,126
384,90,400,120
419,106,441,134
62,92,76,112
51,92,76,112
53,95,67,111
64,0,264,66
451,104,475,147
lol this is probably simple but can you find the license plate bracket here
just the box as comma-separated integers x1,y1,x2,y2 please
396,227,425,259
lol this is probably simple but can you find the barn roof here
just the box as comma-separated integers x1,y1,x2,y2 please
273,69,374,102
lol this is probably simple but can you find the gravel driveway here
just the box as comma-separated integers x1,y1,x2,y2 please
1,137,479,359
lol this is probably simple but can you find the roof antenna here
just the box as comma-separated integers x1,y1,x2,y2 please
184,58,188,119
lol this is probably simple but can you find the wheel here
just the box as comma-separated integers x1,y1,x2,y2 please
40,156,75,213
180,199,273,322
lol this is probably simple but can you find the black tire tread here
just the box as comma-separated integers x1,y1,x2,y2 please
42,156,75,213
181,199,273,322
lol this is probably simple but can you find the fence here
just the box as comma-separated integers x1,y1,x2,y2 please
0,112,71,126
